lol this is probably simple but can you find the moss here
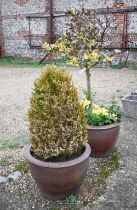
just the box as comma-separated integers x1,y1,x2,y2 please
14,161,29,173
0,156,11,167
92,149,119,195
98,149,119,178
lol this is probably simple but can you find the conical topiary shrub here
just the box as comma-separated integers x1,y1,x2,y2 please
26,65,90,200
28,65,87,160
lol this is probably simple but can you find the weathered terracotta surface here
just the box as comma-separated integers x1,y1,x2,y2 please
25,144,91,200
122,94,137,120
87,123,120,157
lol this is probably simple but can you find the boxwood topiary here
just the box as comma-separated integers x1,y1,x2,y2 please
28,65,87,159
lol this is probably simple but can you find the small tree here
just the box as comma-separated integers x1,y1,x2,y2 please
43,9,116,101
28,65,87,159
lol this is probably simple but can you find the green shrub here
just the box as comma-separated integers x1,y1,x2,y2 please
28,65,87,159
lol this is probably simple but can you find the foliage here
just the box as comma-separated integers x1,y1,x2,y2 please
81,99,121,126
65,195,77,210
28,65,87,159
43,9,114,69
43,8,116,100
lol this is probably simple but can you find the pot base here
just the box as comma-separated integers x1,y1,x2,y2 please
41,186,80,200
90,146,115,158
87,123,120,158
25,144,91,200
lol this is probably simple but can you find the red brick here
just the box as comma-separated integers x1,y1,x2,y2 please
14,0,29,7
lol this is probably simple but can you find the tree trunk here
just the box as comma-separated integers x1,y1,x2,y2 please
85,68,92,101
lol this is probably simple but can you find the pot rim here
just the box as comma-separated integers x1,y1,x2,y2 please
86,122,120,131
122,94,137,103
25,143,91,168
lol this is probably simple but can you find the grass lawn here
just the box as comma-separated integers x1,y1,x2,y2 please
0,56,66,67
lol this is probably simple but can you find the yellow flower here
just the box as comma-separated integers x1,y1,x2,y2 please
83,53,89,60
92,104,109,116
68,57,79,67
81,99,91,108
83,52,100,60
92,52,100,60
86,39,96,47
106,57,112,63
56,40,64,49
43,42,51,51
92,103,100,110
100,108,109,116
68,8,76,15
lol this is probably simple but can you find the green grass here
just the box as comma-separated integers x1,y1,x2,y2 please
0,56,66,67
0,136,29,150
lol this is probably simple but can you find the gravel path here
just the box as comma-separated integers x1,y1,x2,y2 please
91,117,137,210
0,66,137,210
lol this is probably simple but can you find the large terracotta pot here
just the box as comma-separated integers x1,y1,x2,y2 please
87,123,120,157
25,144,91,200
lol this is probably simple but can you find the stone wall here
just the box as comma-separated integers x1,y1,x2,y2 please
1,0,137,60
1,0,47,59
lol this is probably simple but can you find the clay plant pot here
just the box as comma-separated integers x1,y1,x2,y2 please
25,144,91,200
87,123,120,157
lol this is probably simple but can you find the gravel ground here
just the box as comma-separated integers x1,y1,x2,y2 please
0,66,137,210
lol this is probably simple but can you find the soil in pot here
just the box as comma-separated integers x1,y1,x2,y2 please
32,147,85,162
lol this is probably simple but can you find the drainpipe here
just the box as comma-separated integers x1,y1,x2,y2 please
49,0,53,44
0,3,4,57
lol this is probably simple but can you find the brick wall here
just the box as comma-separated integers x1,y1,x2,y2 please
1,0,137,60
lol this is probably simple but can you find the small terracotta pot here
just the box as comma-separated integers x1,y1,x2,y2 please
25,144,91,200
87,123,120,157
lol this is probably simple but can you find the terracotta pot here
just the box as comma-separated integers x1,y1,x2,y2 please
87,123,120,157
25,144,91,200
